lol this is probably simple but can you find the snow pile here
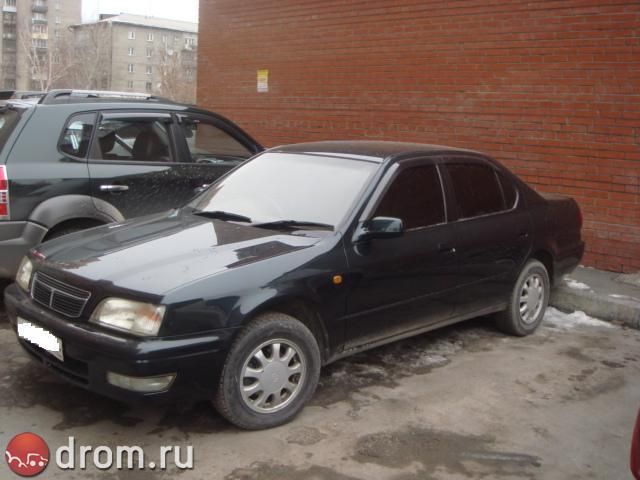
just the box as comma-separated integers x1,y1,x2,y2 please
566,279,591,291
543,307,613,330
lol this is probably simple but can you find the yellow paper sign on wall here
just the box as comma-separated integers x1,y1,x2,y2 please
257,69,269,93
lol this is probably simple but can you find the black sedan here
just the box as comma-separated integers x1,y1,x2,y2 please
4,141,584,430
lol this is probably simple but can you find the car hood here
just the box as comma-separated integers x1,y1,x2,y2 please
36,210,323,295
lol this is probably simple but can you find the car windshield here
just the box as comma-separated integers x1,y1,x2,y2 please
0,105,24,153
190,152,379,229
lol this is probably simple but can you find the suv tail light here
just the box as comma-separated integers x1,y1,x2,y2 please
0,165,8,220
632,410,640,479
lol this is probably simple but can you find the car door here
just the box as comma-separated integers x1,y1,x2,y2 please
88,111,195,219
170,112,261,197
343,159,460,349
441,157,533,316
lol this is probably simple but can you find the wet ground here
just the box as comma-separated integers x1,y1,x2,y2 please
0,290,637,479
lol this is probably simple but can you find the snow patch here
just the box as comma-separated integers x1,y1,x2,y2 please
610,294,640,301
566,279,591,291
544,307,613,330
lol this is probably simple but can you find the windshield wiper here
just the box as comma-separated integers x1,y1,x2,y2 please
252,220,334,231
193,210,252,223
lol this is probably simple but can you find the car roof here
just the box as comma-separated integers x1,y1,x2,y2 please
269,141,485,163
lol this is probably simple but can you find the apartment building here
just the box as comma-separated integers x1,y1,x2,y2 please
71,14,198,103
0,0,81,90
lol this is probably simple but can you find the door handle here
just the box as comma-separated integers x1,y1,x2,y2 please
438,243,457,254
100,184,129,193
194,184,211,194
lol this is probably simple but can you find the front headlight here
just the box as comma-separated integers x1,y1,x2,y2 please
90,298,166,337
16,257,33,291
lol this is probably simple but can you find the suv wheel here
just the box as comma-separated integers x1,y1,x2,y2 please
214,312,321,430
496,259,550,336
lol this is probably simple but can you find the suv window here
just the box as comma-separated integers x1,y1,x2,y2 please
374,165,445,230
92,117,173,162
446,163,505,219
0,106,23,153
181,117,252,162
59,113,96,158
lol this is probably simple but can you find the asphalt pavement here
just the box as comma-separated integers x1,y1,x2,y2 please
0,288,637,479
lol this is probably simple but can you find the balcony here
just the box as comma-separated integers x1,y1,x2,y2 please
32,18,47,24
32,2,48,14
2,6,17,14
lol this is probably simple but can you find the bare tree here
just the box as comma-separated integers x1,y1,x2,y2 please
18,19,79,90
67,22,112,90
157,44,196,103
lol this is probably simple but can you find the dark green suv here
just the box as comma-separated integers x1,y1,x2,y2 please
0,90,263,279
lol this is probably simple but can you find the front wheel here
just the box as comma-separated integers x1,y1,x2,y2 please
213,312,321,430
496,259,550,336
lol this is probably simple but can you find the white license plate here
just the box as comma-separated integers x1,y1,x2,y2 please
17,317,64,362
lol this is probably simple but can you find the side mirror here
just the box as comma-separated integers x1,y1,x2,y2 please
356,216,404,242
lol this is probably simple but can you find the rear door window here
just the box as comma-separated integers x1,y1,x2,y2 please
498,173,518,209
374,165,446,229
445,163,505,219
91,116,173,163
59,113,96,158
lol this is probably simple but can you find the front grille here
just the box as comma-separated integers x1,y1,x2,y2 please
30,272,91,318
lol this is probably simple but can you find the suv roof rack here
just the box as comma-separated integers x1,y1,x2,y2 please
39,89,174,105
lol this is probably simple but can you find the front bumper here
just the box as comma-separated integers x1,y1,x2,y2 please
0,221,47,279
4,284,235,404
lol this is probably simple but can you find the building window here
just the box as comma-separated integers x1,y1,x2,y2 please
31,39,47,48
4,0,16,7
128,47,134,56
128,31,135,40
55,16,61,24
185,37,196,47
127,80,134,89
146,47,152,58
146,65,152,75
128,64,134,73
145,82,152,92
146,32,154,42
161,34,167,44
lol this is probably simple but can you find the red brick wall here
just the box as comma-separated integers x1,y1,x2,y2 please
198,0,640,272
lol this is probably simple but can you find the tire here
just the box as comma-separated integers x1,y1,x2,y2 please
496,259,550,337
213,312,321,430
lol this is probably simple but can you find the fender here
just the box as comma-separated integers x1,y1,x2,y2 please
226,285,337,362
28,195,125,230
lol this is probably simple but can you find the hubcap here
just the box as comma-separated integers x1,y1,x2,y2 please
519,273,545,324
240,339,306,414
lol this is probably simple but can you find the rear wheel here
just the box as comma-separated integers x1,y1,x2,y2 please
213,312,321,430
496,259,550,336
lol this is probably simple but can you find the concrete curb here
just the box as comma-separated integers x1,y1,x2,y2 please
550,268,640,330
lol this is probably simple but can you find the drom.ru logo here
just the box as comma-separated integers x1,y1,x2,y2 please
5,433,49,477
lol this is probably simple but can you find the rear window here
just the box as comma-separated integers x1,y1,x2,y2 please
0,106,24,154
